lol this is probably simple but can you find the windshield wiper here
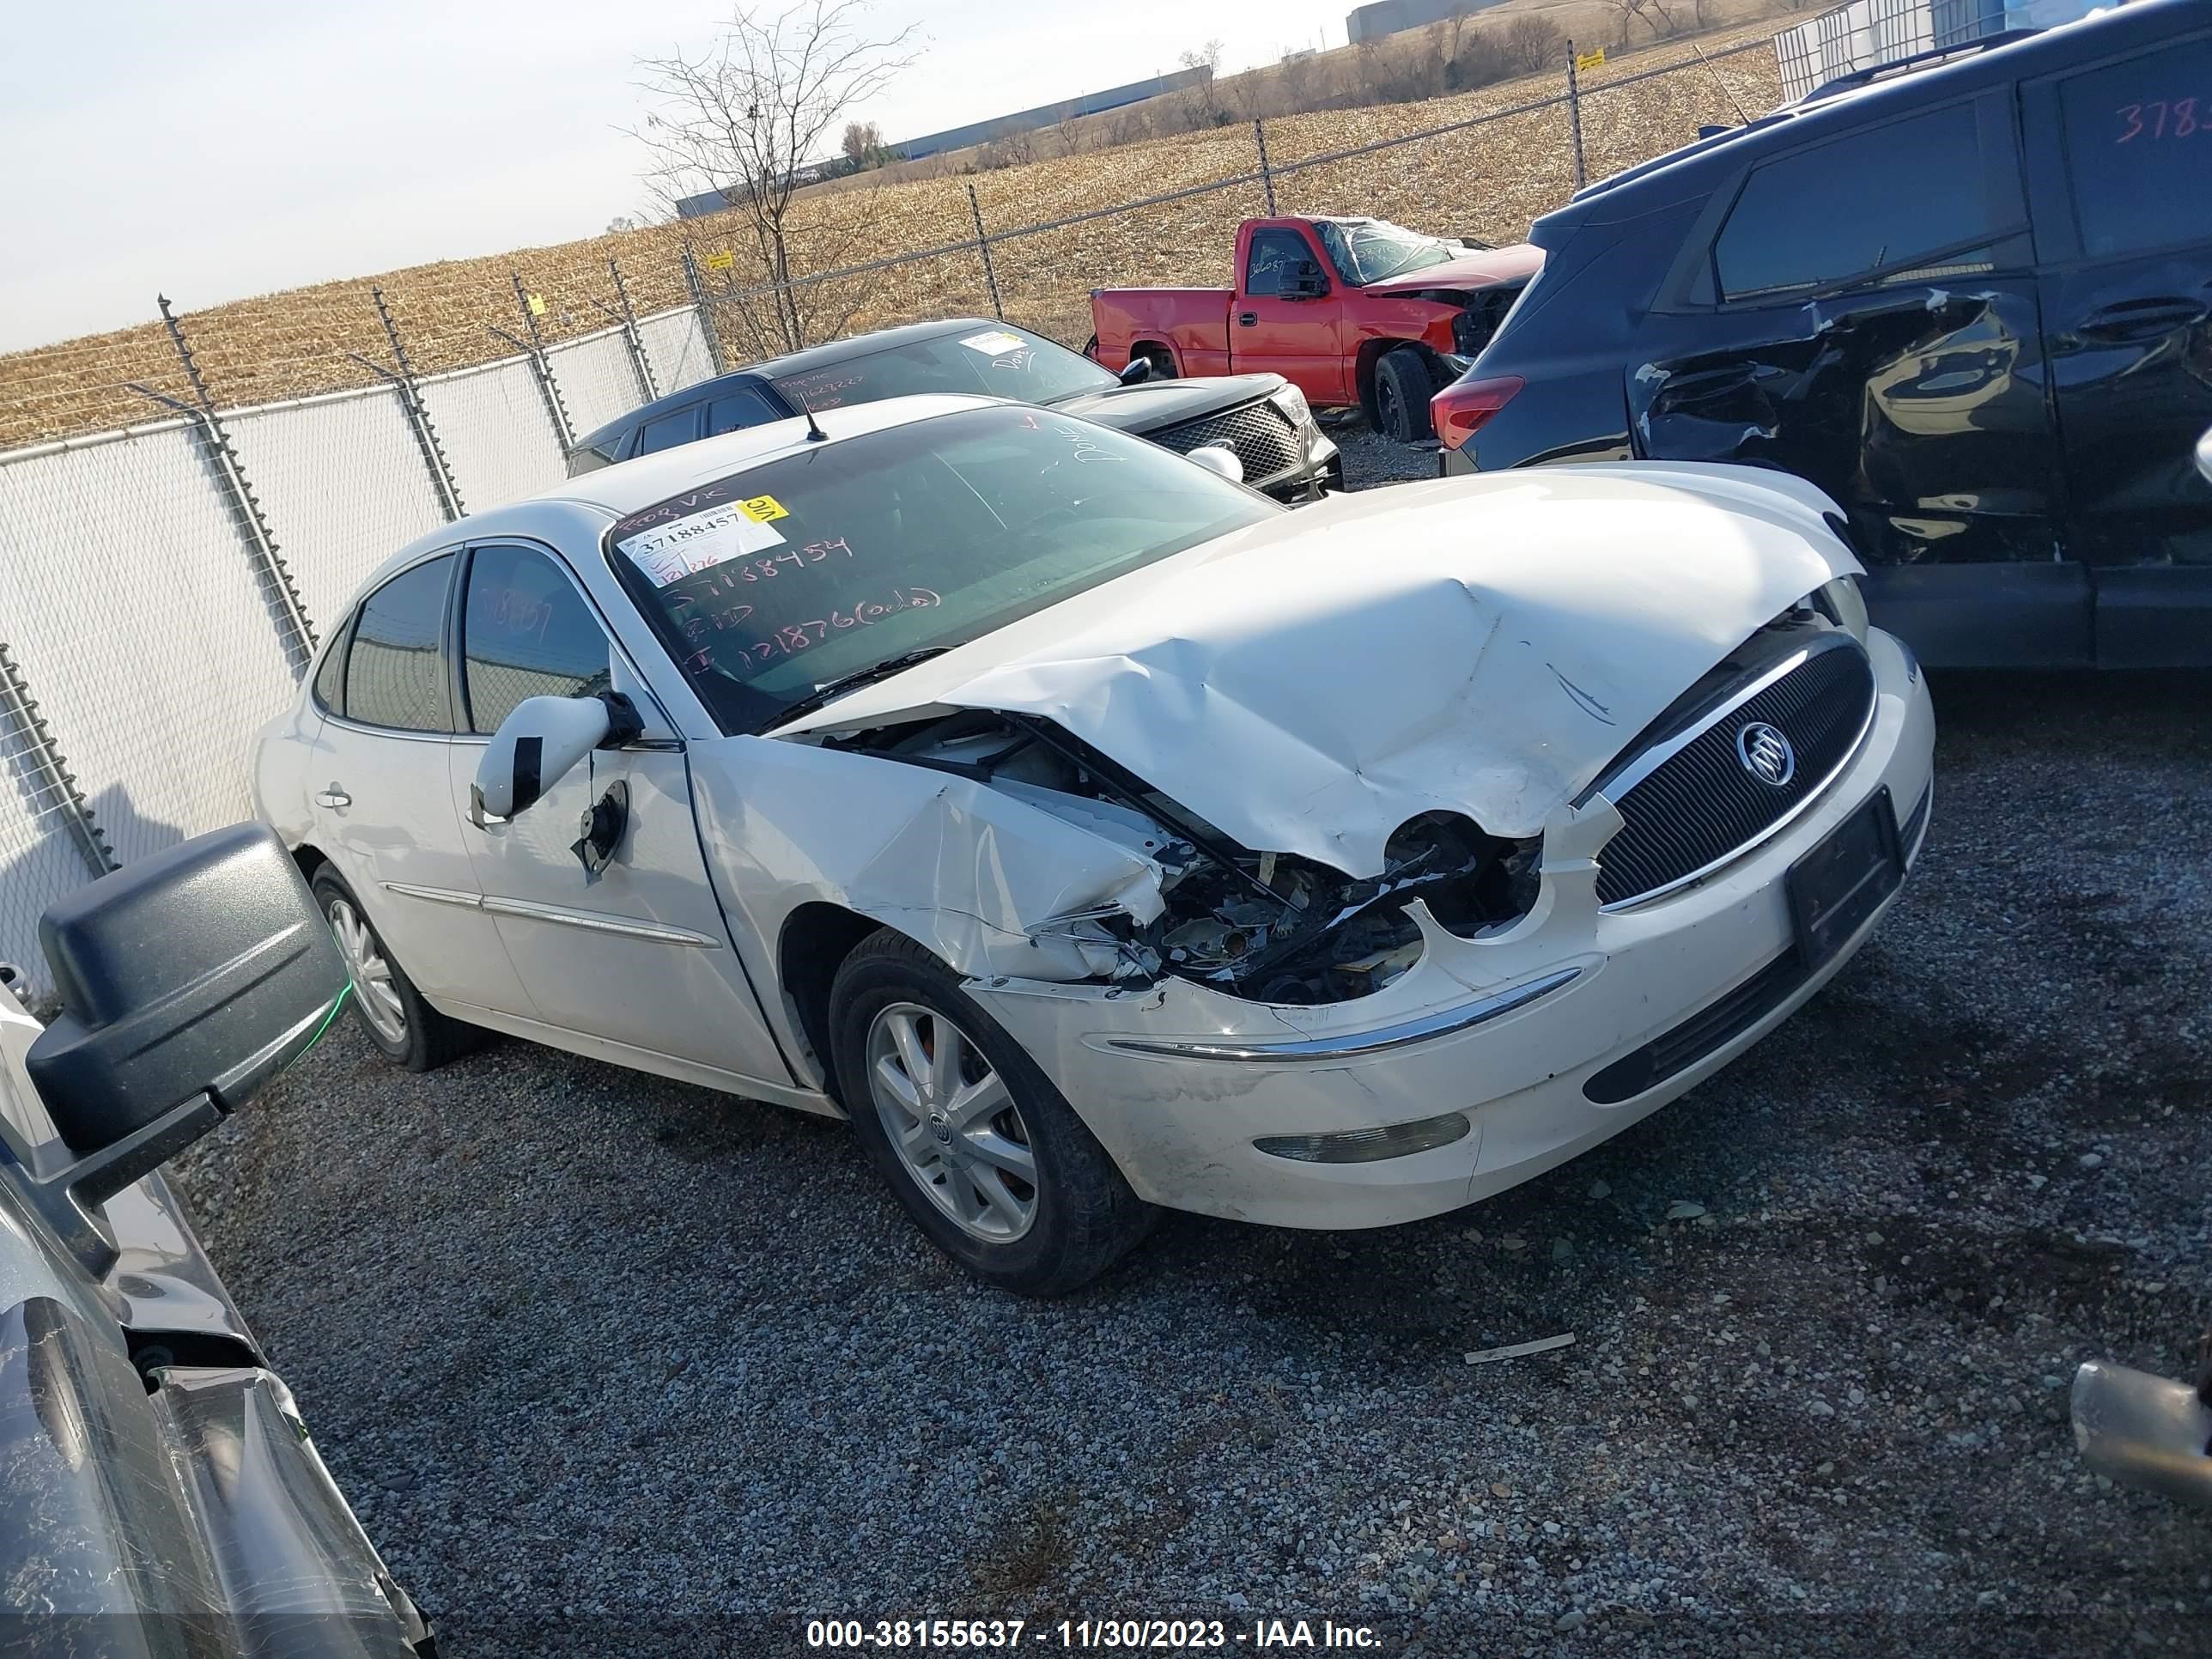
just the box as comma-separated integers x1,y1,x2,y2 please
772,647,952,726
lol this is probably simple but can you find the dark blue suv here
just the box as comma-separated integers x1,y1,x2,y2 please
1437,0,2212,668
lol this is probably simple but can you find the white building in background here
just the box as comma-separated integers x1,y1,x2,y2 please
1774,0,2117,102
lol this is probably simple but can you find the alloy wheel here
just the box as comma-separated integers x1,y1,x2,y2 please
326,896,408,1044
865,1001,1037,1243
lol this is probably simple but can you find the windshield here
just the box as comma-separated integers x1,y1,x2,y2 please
606,404,1279,733
769,325,1115,414
1313,218,1460,285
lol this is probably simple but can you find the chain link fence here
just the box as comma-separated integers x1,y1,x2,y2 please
0,36,1778,988
0,301,709,992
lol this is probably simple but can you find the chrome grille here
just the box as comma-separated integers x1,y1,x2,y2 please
1152,400,1300,482
1595,639,1876,908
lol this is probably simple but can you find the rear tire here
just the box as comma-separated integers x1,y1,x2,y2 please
1375,347,1436,444
1082,334,1101,361
310,868,477,1073
1135,343,1177,380
829,929,1157,1296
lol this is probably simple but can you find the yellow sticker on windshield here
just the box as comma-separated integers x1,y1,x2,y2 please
740,495,788,525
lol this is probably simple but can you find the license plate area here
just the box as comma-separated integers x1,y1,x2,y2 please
1786,786,1903,972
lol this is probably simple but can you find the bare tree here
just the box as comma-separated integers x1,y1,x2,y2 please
1174,39,1225,130
630,2,919,352
1038,116,1081,157
840,118,884,169
1274,46,1321,116
1500,15,1567,75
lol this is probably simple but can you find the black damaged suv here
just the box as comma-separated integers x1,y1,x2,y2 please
1437,0,2212,668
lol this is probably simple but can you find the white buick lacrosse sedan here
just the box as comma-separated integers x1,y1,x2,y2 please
253,394,1934,1293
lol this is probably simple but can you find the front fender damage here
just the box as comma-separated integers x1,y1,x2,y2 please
687,736,1167,985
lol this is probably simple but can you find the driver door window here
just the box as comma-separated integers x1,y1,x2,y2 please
1244,228,1316,297
459,544,614,732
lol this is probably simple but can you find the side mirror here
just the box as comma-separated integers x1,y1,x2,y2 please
1186,444,1243,483
2195,425,2211,486
1117,356,1152,386
472,692,641,823
1291,262,1329,299
14,823,347,1273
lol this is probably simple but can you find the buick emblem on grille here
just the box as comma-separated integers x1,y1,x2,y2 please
1735,722,1796,787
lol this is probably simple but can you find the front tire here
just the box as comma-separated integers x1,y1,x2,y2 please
310,867,476,1073
1374,347,1436,444
829,930,1156,1295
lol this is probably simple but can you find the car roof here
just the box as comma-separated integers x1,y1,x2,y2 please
570,317,1006,453
1553,1,2173,219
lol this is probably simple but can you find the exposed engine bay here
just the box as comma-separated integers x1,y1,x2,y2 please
824,712,1541,1005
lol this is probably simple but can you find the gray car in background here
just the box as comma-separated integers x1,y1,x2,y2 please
567,317,1343,503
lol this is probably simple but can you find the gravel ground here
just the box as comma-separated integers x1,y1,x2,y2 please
170,437,2212,1654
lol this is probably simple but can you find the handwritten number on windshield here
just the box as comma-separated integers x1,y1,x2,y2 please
741,589,942,664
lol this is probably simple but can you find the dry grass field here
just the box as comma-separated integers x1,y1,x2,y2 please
0,19,1780,450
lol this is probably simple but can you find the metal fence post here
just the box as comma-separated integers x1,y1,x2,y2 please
508,271,576,449
366,286,465,521
965,185,1005,321
0,642,117,878
1565,45,1588,190
1253,120,1278,216
147,295,317,670
608,258,660,402
680,245,728,375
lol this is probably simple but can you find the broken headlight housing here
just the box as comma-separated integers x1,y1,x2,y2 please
830,714,1543,1008
1270,382,1312,430
1816,574,1869,647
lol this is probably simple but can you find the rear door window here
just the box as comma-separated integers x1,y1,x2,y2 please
636,407,703,455
344,555,456,732
707,386,783,434
2053,36,2212,258
1715,103,1997,301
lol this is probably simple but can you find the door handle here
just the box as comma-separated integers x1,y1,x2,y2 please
1238,312,1258,327
314,782,351,809
2076,299,2208,343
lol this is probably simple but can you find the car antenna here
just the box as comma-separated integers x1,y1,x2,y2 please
793,393,828,442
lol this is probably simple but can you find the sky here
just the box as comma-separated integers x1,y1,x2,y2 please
0,0,1356,352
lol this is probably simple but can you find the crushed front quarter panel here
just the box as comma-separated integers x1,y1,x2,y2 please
685,734,1169,994
774,464,1856,877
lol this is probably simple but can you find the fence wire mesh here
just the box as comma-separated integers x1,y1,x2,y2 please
420,357,569,513
227,389,450,628
637,307,718,393
0,655,106,996
0,426,297,876
545,328,648,440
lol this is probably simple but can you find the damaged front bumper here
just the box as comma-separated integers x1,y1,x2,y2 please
967,629,1936,1228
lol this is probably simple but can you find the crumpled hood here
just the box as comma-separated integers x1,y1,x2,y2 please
776,462,1858,878
1361,241,1544,295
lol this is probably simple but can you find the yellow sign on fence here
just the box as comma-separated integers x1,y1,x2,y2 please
704,250,736,271
1576,47,1606,72
526,292,548,317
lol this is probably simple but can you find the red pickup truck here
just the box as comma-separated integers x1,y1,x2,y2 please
1089,216,1542,444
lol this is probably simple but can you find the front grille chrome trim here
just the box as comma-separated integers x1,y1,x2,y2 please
1601,641,1875,924
1597,684,1880,913
1595,647,1814,803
